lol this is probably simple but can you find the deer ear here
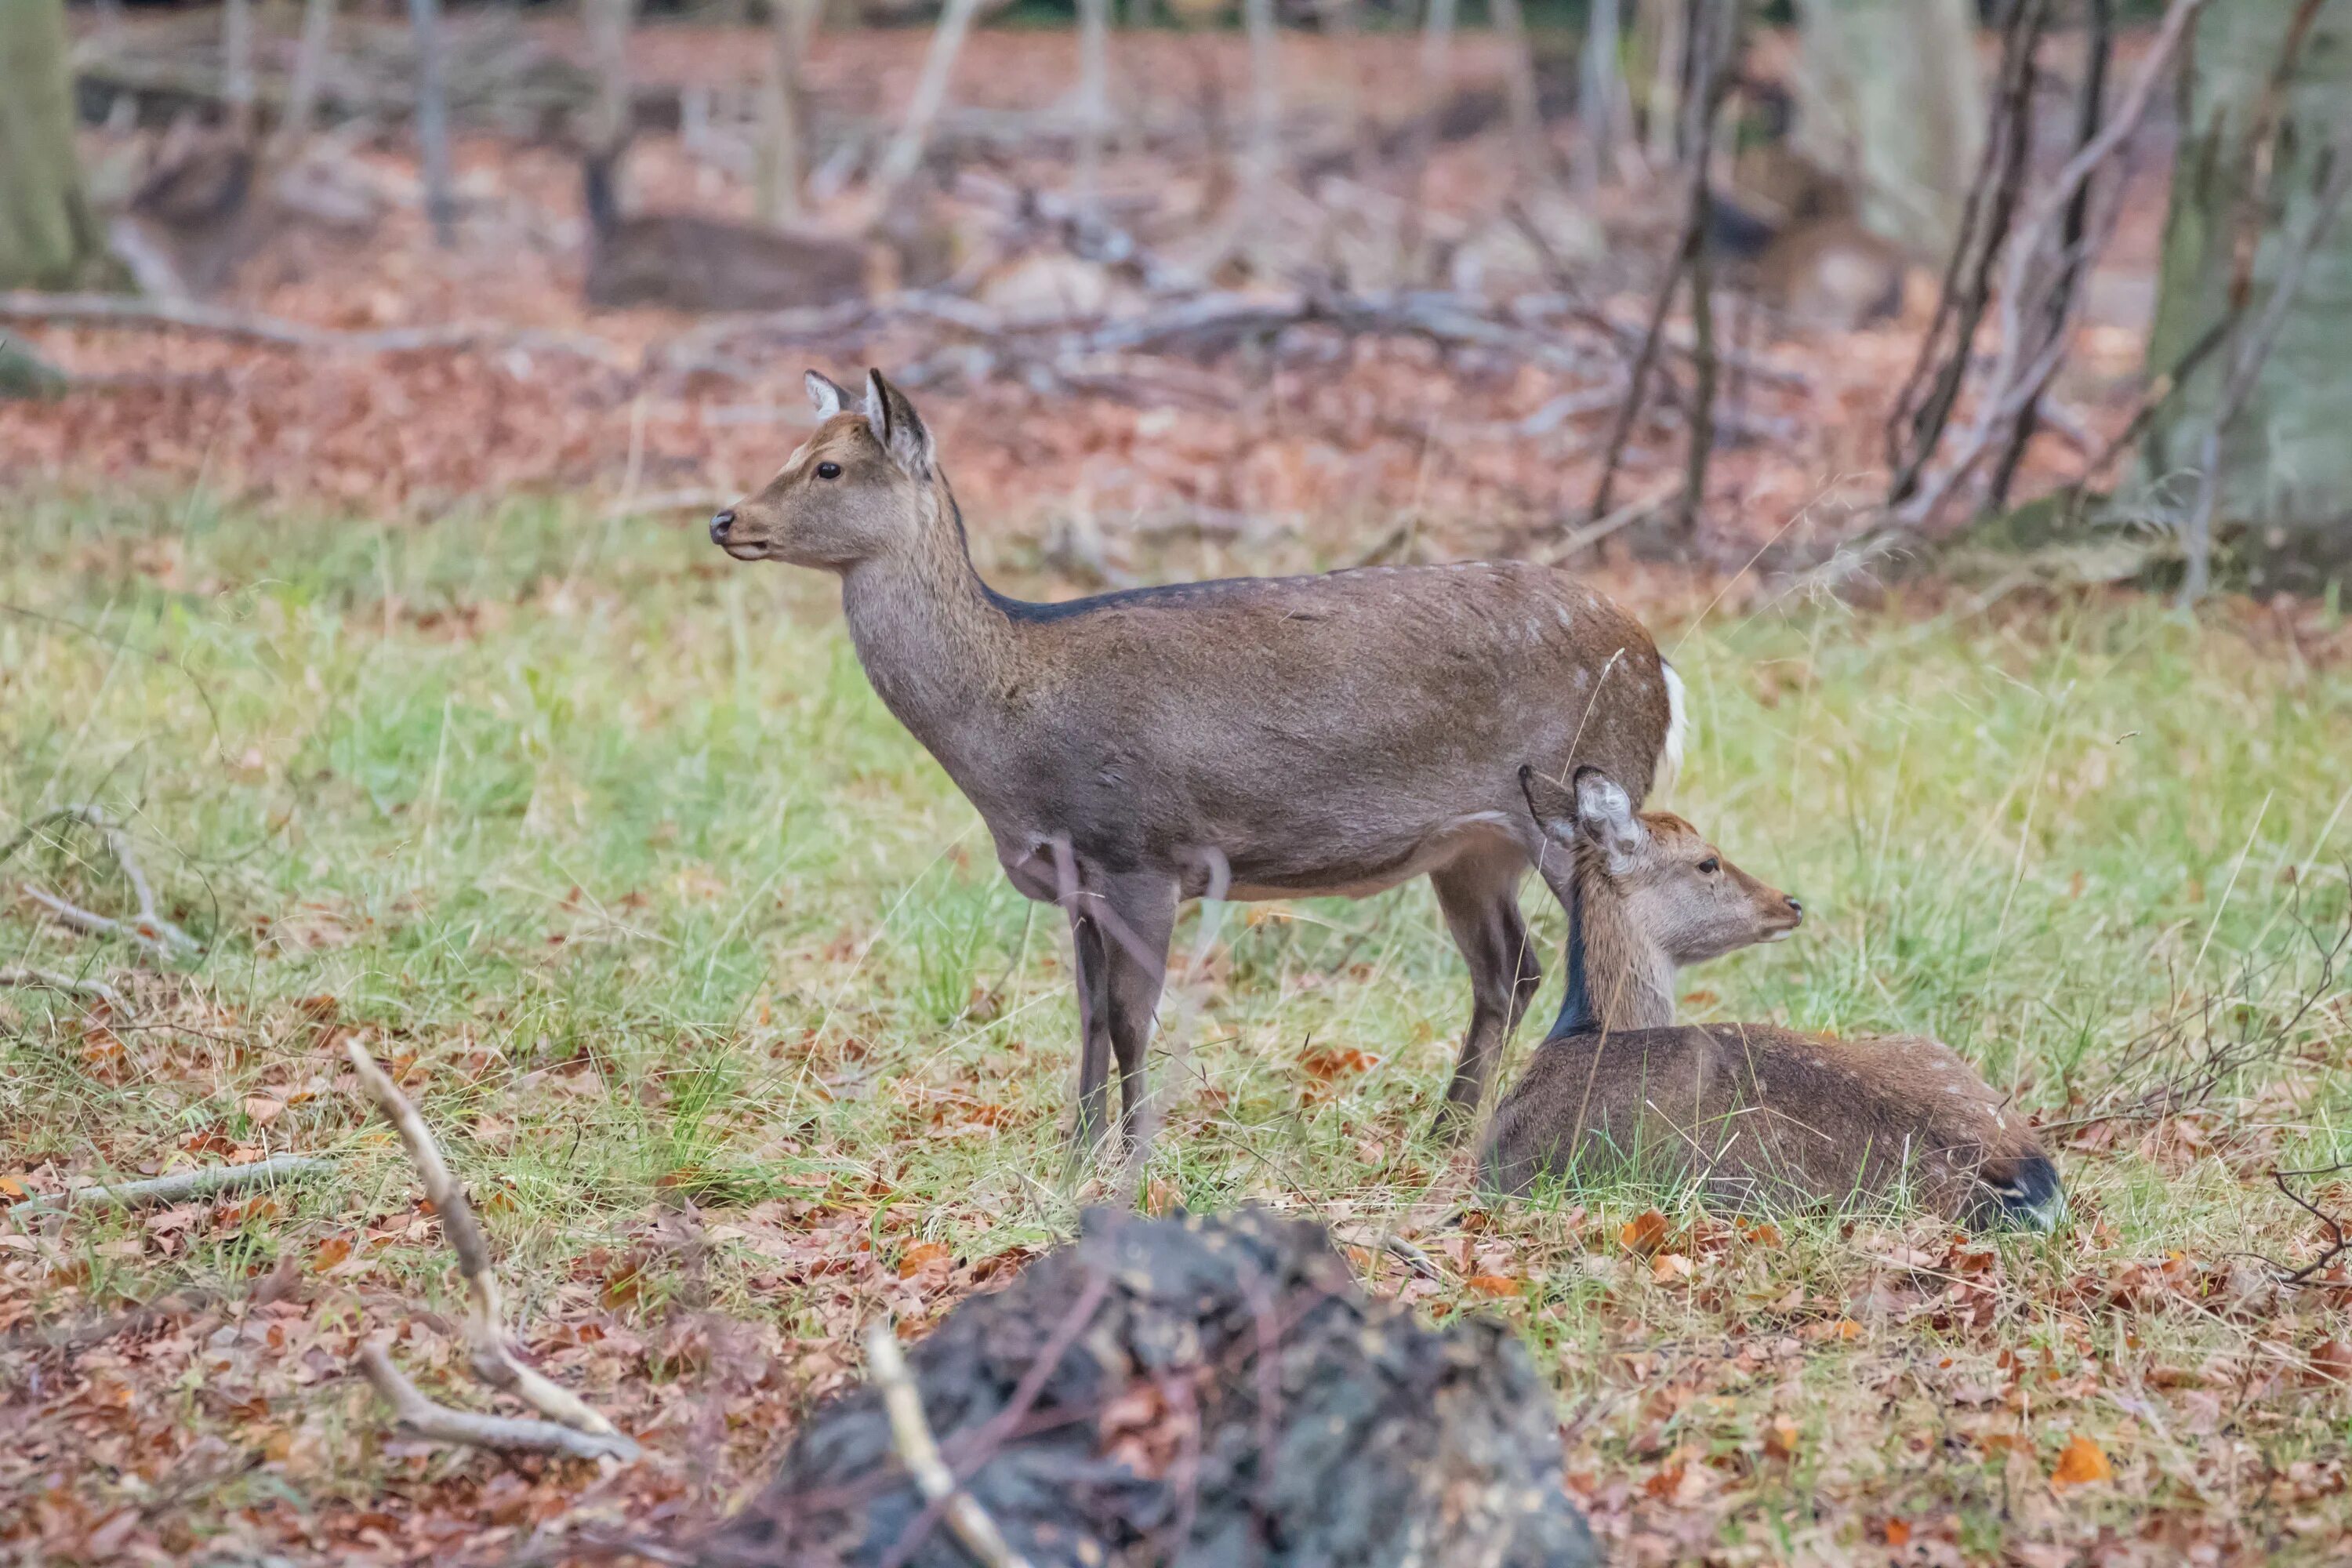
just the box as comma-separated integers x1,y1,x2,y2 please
1572,766,1646,873
804,370,854,419
865,368,935,478
1519,765,1581,848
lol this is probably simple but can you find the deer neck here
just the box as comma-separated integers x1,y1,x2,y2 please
837,475,1018,763
1552,858,1679,1036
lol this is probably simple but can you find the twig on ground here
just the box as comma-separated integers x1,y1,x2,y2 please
0,965,122,1007
2267,1162,2351,1287
878,1269,1112,1568
19,1154,334,1213
864,1320,1036,1568
357,1341,638,1461
5,804,198,960
346,1037,641,1460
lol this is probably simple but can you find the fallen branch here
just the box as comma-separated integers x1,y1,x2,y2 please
864,1319,1035,1568
18,1154,332,1213
0,292,631,368
347,1037,641,1460
5,804,198,960
0,964,122,1008
357,1340,638,1461
2267,1162,2350,1288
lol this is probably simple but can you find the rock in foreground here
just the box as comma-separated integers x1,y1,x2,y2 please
698,1207,1595,1568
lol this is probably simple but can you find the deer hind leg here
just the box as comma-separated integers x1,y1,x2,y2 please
1431,851,1542,1139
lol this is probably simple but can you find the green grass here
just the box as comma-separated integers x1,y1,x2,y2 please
4,494,2350,1563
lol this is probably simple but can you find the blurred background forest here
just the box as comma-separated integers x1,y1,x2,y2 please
4,0,2348,599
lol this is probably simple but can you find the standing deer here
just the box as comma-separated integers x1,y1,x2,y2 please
710,369,1687,1160
1483,766,2064,1229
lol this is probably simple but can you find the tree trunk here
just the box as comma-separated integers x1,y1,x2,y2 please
2141,1,2352,593
1076,0,1111,216
409,0,456,245
873,0,984,198
273,0,340,161
756,0,817,224
0,0,112,290
1488,0,1547,187
1792,0,1984,259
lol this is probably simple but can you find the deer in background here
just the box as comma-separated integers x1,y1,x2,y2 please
1483,766,2064,1230
710,369,1689,1163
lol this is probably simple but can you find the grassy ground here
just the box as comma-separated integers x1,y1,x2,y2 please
3,495,2350,1566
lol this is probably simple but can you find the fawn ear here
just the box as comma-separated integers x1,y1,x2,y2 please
804,370,855,419
1572,766,1646,875
1519,765,1581,850
865,368,935,478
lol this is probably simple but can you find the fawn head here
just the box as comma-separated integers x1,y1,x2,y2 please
1521,764,1803,967
710,369,940,569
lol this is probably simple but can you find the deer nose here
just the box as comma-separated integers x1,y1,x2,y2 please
709,510,736,544
1784,895,1804,923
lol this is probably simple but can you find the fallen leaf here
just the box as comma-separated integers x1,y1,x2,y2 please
898,1241,952,1278
1763,1416,1800,1461
2311,1340,2352,1385
2052,1433,2112,1486
1465,1273,1520,1298
1883,1519,1912,1547
1619,1210,1670,1257
242,1096,286,1126
1650,1253,1693,1283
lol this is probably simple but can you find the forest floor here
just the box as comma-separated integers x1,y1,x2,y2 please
6,13,2350,1568
3,499,2350,1566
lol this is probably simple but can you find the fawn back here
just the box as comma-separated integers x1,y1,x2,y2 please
1483,767,2063,1230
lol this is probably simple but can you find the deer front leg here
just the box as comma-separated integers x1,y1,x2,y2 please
1064,899,1117,1169
1431,853,1542,1140
1098,874,1179,1150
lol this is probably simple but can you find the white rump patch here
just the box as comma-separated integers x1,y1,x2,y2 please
1657,662,1690,797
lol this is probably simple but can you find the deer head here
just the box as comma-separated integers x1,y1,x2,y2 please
1523,764,1802,1034
709,369,942,569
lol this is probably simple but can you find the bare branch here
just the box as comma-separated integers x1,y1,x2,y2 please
6,804,197,960
357,1340,640,1461
346,1038,640,1456
864,1320,1035,1568
0,292,631,368
0,965,122,1008
2267,1163,2351,1287
20,1154,332,1213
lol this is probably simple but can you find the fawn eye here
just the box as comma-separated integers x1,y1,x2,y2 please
1697,857,1720,875
815,461,842,480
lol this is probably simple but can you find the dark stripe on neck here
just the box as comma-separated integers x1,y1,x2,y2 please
1551,860,1599,1036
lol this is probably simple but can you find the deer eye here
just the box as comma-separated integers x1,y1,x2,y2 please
815,461,842,480
1697,857,1720,874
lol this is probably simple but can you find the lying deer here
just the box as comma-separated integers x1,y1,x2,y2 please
712,369,1686,1157
1483,766,2064,1230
